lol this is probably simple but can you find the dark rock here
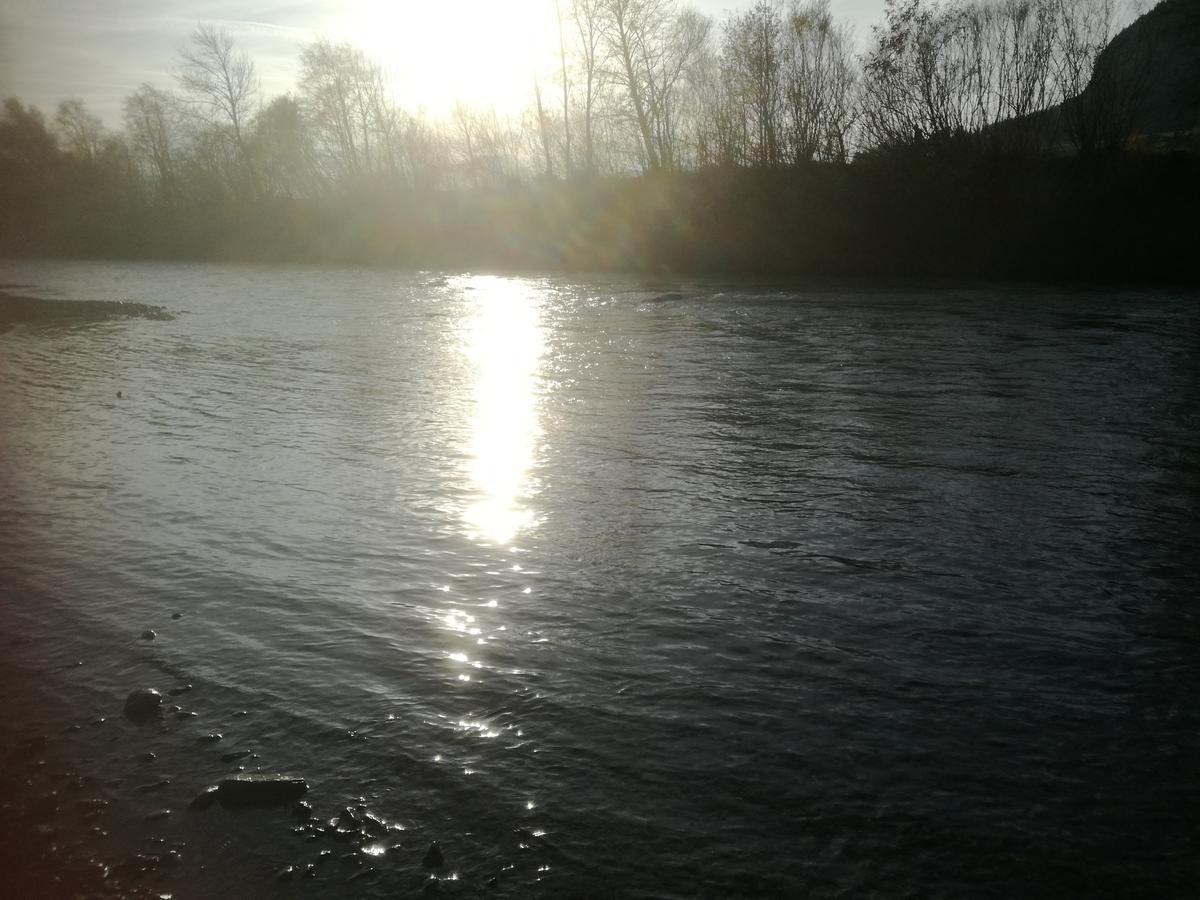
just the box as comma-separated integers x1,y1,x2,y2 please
123,689,163,723
361,811,388,835
188,786,219,811
171,612,182,620
292,800,312,820
198,733,223,743
216,774,308,808
232,710,248,717
167,684,192,696
422,841,444,869
141,629,156,641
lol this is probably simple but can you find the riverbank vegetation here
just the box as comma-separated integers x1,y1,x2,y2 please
1,0,1197,281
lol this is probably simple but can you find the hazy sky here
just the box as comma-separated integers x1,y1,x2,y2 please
1,0,885,126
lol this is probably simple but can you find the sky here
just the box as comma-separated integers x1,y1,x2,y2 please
0,0,885,127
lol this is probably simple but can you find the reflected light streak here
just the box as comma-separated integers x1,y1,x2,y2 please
460,276,545,545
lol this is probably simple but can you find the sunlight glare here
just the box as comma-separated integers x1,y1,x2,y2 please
460,276,546,545
344,0,557,115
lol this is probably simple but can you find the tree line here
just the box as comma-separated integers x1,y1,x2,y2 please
1,0,1196,280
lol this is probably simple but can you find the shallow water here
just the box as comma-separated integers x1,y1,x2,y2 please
1,260,1198,898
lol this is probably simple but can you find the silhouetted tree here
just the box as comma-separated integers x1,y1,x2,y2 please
53,98,106,161
178,23,260,186
124,84,181,200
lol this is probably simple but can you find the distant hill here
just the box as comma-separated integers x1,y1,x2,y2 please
1090,0,1200,139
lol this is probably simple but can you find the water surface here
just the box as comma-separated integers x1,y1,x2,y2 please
1,260,1197,898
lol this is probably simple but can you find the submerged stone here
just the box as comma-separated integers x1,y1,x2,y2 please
141,629,156,641
216,774,309,808
422,841,444,869
189,785,220,811
123,689,163,723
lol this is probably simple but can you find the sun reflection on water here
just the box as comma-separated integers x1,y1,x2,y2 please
459,276,546,545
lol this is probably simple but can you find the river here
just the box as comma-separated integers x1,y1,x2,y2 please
1,259,1197,898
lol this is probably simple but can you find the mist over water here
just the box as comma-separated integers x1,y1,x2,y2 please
1,260,1198,898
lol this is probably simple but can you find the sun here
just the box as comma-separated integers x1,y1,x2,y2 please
341,0,559,116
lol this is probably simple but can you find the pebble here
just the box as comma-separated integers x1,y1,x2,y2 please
216,774,309,808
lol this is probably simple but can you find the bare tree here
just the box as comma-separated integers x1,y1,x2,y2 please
298,40,407,183
556,0,575,175
782,1,858,163
600,0,664,169
572,0,605,174
123,85,181,199
534,75,556,177
252,95,317,198
723,2,785,166
177,23,259,180
54,98,106,161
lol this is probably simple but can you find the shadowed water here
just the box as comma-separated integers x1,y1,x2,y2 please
1,260,1198,898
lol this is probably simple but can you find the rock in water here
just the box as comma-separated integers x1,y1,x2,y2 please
189,786,219,811
422,841,444,868
140,629,156,641
216,774,309,808
123,689,163,723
